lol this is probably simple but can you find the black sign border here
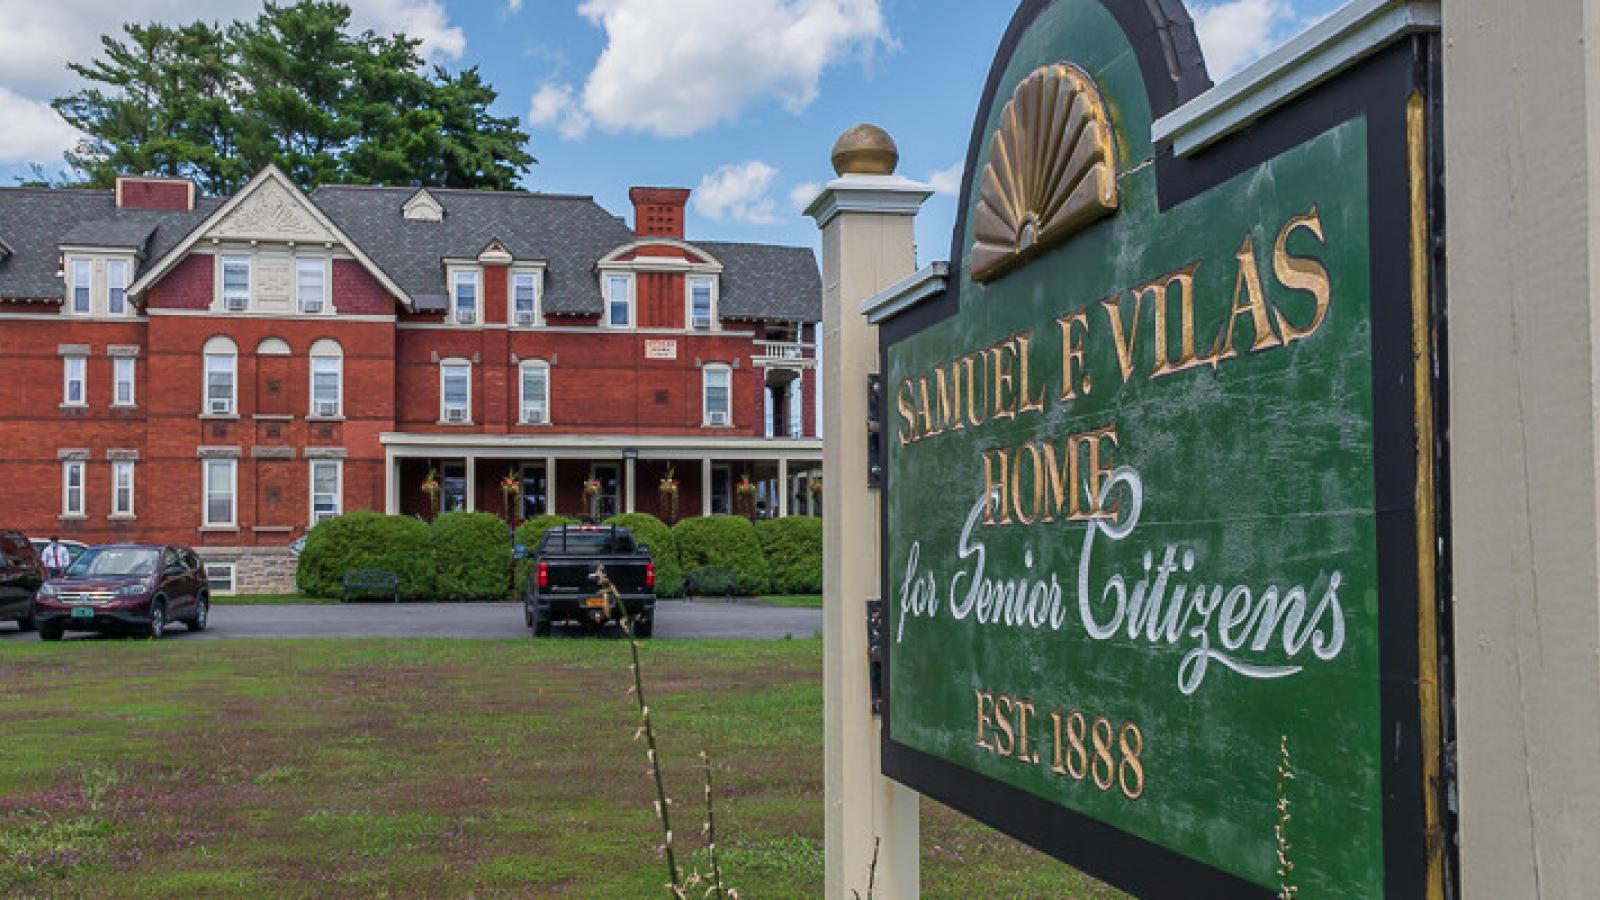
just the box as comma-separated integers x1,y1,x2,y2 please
876,2,1451,897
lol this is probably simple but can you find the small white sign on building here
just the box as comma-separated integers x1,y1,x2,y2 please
645,339,678,360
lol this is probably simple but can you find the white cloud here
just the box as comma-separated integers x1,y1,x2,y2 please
506,0,524,11
0,87,81,164
928,162,963,196
573,0,891,138
0,0,463,99
527,82,592,141
694,160,781,225
789,181,821,212
1191,0,1294,80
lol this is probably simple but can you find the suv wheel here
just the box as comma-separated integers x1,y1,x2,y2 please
39,622,63,641
146,600,166,640
188,596,209,632
531,603,551,638
16,600,36,632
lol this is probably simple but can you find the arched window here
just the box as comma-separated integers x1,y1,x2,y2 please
519,359,550,424
309,339,343,418
203,336,238,415
256,337,292,356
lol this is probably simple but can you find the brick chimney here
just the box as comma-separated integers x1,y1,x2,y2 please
629,187,691,239
115,175,195,211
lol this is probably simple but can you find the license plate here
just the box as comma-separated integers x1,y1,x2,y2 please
71,607,94,619
584,597,608,608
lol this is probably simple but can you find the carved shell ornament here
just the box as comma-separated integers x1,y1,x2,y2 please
971,62,1119,283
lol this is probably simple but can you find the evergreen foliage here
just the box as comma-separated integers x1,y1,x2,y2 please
673,515,771,596
755,516,824,594
604,512,684,598
431,512,514,601
295,510,434,599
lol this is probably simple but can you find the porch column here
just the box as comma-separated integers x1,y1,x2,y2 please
624,455,637,514
806,469,816,516
777,457,789,517
701,457,713,516
464,456,476,512
385,450,399,514
546,456,557,514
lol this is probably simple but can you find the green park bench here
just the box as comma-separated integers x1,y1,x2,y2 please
342,568,399,603
686,567,739,602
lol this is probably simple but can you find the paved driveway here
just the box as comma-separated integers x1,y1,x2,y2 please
0,600,821,642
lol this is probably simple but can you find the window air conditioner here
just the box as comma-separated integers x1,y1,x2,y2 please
445,407,467,423
456,310,476,325
209,398,232,415
302,300,324,314
516,311,535,326
315,401,338,418
224,295,247,311
522,403,547,424
692,315,712,330
707,410,728,426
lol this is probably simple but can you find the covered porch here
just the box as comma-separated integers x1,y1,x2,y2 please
381,434,824,524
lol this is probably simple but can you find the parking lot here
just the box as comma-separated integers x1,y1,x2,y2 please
0,599,821,641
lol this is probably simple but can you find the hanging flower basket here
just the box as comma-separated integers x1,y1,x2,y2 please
657,466,681,523
735,474,759,518
421,467,442,519
499,469,522,523
582,476,602,520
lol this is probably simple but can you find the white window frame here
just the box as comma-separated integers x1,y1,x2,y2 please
703,364,732,427
203,459,237,527
519,359,550,424
62,356,87,407
604,272,634,328
62,461,85,517
113,356,136,407
451,268,480,325
203,337,238,416
205,562,237,595
220,255,251,311
106,259,129,315
308,459,342,525
440,359,472,424
295,257,327,314
687,275,717,330
112,461,135,517
69,258,92,314
308,340,343,418
511,269,541,326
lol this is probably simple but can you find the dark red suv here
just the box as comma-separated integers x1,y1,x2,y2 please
1,530,45,632
34,544,211,640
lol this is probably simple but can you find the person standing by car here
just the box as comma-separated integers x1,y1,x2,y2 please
40,536,71,578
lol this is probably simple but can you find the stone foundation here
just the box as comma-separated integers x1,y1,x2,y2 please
194,547,300,595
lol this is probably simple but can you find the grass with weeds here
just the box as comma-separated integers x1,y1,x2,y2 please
211,593,335,605
756,594,823,609
0,638,1115,897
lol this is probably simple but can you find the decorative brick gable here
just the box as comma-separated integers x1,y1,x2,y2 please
147,254,213,309
331,259,394,314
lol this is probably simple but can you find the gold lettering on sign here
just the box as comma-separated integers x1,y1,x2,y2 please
1056,309,1091,402
1271,208,1332,344
1146,263,1221,379
1101,291,1142,385
1218,233,1283,358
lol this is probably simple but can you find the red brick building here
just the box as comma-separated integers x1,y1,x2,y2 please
0,168,821,592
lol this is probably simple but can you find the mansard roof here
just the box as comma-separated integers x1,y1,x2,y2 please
0,187,220,301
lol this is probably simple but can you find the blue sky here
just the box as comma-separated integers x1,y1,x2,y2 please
0,0,1346,264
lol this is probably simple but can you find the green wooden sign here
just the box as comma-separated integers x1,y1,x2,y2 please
876,2,1450,897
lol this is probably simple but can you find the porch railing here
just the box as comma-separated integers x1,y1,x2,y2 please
753,340,816,366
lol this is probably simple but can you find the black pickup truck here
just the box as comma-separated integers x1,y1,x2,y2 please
524,524,657,637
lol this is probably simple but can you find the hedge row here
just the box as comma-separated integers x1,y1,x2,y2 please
298,510,513,601
298,510,823,601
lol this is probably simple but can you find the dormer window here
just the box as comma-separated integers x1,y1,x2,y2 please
606,273,633,328
70,259,91,313
452,269,479,325
107,260,128,315
689,276,715,330
221,256,251,311
512,271,539,326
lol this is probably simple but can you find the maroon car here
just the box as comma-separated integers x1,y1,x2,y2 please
34,544,210,640
1,530,45,631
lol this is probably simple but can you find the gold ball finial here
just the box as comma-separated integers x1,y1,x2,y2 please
831,124,899,176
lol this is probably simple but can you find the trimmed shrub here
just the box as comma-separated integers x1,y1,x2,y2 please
296,510,434,600
604,512,683,598
673,515,770,596
431,512,514,601
513,514,580,596
756,516,823,594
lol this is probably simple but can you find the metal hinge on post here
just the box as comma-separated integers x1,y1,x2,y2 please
865,598,884,715
866,374,883,488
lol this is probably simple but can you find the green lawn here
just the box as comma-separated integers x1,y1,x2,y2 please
0,639,1113,898
756,594,823,609
211,593,337,605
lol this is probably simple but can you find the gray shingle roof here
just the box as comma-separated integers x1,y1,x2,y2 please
0,187,220,300
312,185,637,316
312,186,820,322
698,241,820,322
